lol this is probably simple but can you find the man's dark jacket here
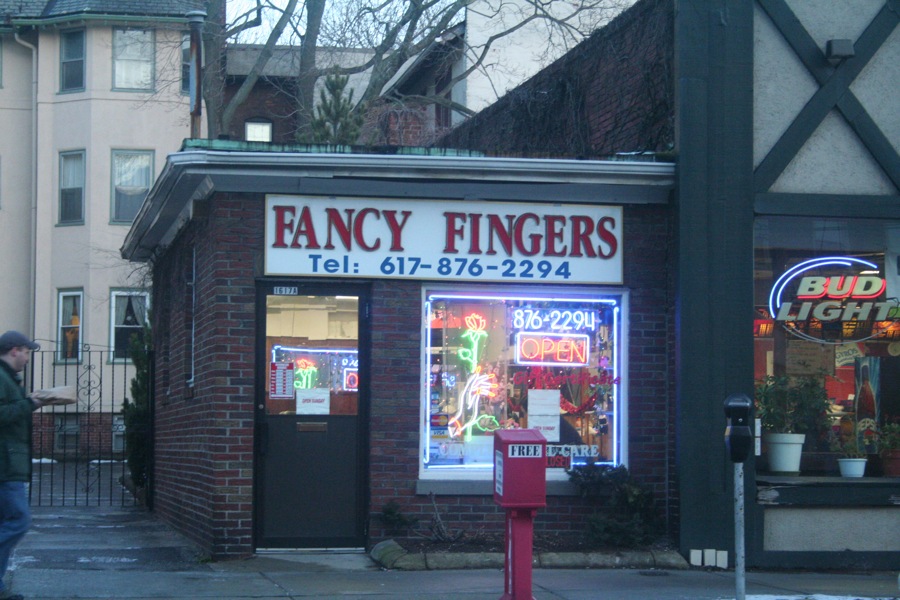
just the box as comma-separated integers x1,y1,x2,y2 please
0,361,34,481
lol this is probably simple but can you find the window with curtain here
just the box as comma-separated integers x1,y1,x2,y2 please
59,151,84,224
113,29,154,91
60,30,85,92
58,291,82,361
112,150,152,223
111,291,148,360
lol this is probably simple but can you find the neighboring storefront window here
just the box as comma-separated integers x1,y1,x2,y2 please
421,287,626,480
754,217,900,475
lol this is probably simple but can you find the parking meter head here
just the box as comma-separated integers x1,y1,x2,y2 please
724,393,753,463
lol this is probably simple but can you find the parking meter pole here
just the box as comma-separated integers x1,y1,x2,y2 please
502,508,537,600
734,461,746,600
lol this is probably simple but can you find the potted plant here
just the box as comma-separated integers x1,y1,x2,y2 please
829,431,868,478
755,375,830,474
879,422,900,477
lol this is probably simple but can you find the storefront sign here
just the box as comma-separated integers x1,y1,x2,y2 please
266,196,622,284
769,256,900,344
515,332,590,366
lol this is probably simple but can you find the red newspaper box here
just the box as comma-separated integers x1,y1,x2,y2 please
494,429,547,508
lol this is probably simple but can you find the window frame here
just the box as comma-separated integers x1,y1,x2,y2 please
109,289,149,363
418,285,629,482
59,29,85,93
59,150,85,225
58,289,83,363
110,149,153,224
112,28,155,92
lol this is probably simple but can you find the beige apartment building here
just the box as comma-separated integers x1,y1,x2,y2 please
0,1,204,360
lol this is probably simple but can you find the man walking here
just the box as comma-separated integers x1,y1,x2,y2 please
0,331,42,600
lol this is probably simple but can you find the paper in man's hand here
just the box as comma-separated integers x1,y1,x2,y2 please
31,385,77,405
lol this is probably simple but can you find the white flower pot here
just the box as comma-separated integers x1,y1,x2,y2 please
837,458,867,478
763,432,805,474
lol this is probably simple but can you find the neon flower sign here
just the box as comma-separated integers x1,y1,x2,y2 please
293,358,319,389
458,312,488,372
769,256,898,344
448,366,499,438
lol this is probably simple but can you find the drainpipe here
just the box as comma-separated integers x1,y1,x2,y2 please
14,31,38,338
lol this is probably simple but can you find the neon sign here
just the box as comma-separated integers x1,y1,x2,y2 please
458,312,488,372
769,256,899,344
294,358,318,389
448,367,499,438
343,368,359,391
515,332,590,366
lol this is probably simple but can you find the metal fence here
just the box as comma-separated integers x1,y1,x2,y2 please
23,348,145,507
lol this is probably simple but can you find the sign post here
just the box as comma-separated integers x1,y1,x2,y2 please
493,429,547,600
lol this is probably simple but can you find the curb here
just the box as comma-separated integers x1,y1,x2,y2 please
370,540,690,571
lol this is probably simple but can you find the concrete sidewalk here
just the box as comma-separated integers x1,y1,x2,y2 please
8,507,899,600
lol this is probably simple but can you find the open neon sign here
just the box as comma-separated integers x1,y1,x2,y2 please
515,332,590,366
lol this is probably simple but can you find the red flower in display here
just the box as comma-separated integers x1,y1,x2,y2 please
465,313,487,332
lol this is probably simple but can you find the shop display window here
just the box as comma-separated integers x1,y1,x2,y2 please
421,288,626,479
754,217,900,476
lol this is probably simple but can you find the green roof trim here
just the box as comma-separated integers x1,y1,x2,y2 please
179,139,484,157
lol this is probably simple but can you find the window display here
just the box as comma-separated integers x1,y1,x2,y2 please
422,288,625,478
754,217,900,475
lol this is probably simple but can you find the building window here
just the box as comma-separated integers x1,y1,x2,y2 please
113,29,154,91
181,33,191,94
753,217,900,477
59,151,85,224
55,415,80,453
422,287,626,480
110,291,148,361
245,119,273,142
60,30,85,92
111,150,152,223
58,290,83,362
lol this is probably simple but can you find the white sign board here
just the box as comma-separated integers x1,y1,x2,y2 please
296,388,330,415
265,196,623,284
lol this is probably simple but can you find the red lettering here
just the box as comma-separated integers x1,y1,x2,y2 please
291,206,320,249
597,216,617,258
383,210,411,251
353,208,381,251
514,213,541,256
324,208,353,250
570,216,596,258
272,205,295,248
443,212,465,253
487,214,515,256
544,215,566,256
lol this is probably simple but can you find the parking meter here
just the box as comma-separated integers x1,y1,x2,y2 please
724,393,753,463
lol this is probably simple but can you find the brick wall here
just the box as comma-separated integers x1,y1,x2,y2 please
151,194,261,559
437,0,674,158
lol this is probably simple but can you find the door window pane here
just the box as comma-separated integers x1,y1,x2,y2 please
265,295,359,416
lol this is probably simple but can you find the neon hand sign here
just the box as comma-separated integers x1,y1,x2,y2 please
448,366,498,438
293,358,318,389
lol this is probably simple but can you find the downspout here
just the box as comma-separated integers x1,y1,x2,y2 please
14,31,38,338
